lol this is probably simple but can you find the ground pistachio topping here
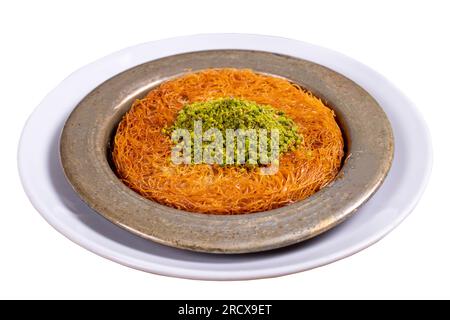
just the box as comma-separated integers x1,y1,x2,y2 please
166,98,303,166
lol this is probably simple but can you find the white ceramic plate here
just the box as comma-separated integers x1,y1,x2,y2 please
18,34,432,280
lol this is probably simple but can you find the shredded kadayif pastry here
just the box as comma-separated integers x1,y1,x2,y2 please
112,68,344,214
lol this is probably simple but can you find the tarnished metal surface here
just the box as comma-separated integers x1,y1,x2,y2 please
60,50,394,253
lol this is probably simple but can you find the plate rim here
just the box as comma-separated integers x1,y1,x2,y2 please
18,34,432,280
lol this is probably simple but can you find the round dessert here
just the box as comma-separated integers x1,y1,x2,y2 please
112,68,344,214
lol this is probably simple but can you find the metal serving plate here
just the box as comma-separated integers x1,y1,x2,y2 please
60,50,394,253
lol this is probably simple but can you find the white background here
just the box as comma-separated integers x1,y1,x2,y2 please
1,0,448,299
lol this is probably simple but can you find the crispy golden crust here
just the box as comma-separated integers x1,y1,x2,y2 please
112,68,344,214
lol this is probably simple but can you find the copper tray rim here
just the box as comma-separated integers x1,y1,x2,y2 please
60,49,394,254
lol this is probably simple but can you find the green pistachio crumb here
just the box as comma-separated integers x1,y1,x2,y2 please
167,98,302,166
